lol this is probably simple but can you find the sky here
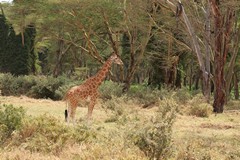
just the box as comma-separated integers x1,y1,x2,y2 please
0,0,12,3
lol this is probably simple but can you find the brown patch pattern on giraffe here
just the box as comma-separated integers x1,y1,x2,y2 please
64,53,123,123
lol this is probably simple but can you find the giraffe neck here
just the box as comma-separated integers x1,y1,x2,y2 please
93,57,113,86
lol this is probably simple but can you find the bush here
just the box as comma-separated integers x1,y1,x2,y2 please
189,103,212,117
28,75,71,100
99,81,123,100
225,100,240,110
128,99,177,160
174,87,192,104
0,73,15,96
9,115,96,154
126,85,162,104
0,104,25,145
0,73,74,100
103,97,127,124
176,142,212,160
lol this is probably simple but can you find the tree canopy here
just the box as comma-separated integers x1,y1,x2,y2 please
0,0,239,112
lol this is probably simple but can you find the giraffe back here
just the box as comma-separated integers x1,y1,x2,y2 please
64,83,97,105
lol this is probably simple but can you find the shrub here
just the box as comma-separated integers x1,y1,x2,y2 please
103,97,127,124
29,76,65,100
73,124,97,143
189,103,212,117
174,87,192,104
128,99,177,160
10,114,96,154
126,85,162,104
0,73,74,100
0,73,15,96
225,100,240,110
0,104,25,145
99,81,123,100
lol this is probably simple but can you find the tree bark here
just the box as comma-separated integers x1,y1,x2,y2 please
157,0,210,100
233,72,239,100
210,0,235,113
122,5,153,92
203,1,211,102
53,39,73,77
225,24,240,102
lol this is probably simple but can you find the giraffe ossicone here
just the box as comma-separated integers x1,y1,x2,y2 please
64,52,123,124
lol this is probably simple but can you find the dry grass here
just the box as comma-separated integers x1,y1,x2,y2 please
0,95,240,160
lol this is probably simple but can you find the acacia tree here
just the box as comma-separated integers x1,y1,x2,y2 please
121,0,154,92
156,0,212,102
209,0,240,112
145,1,192,89
157,0,240,112
60,0,123,77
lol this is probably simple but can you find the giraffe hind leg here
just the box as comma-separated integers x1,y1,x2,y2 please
67,104,72,124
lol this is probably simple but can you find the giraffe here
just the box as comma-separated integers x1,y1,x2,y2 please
64,53,123,124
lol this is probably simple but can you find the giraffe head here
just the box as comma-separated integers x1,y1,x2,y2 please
110,53,123,65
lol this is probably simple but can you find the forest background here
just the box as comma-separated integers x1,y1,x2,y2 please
1,1,240,159
0,0,240,112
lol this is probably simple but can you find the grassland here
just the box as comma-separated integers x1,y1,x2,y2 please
0,95,240,160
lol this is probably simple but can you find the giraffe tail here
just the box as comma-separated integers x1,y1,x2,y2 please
64,101,68,122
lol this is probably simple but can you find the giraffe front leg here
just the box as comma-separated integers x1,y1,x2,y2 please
87,97,97,120
67,106,71,125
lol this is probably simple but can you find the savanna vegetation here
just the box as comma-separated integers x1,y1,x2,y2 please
0,0,240,159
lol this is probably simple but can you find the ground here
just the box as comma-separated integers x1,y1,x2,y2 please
0,95,240,160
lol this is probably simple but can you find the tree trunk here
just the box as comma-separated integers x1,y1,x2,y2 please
53,39,64,77
203,1,211,103
194,71,200,90
213,55,225,113
175,68,181,88
225,25,240,102
212,13,225,113
53,39,73,77
189,60,193,91
234,72,239,100
210,1,235,113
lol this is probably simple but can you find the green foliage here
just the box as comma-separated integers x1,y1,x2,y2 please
99,81,123,100
174,87,192,104
103,97,126,124
0,12,37,75
23,24,37,74
73,124,97,143
0,104,25,145
126,85,161,104
0,73,74,100
0,73,15,95
128,99,177,160
0,13,16,73
29,76,67,100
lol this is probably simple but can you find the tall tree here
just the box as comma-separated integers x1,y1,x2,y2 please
121,0,153,92
210,0,239,112
0,11,11,72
